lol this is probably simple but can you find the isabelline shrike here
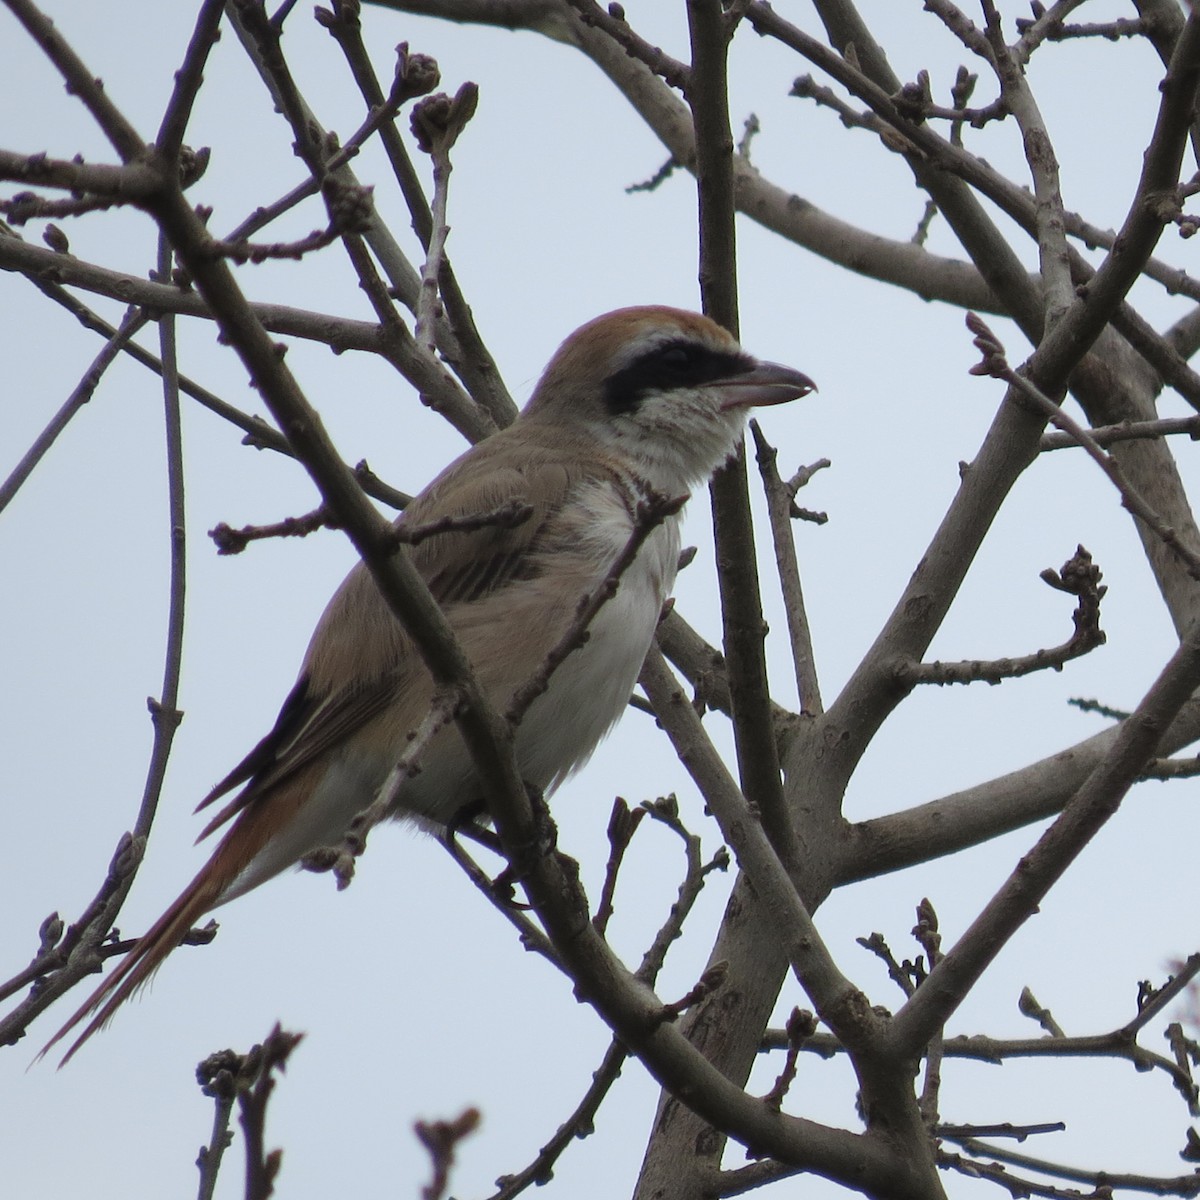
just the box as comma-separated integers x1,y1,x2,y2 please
47,305,815,1060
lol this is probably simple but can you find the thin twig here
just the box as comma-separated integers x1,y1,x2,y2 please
761,1008,817,1112
4,0,146,161
157,0,226,158
1018,987,1066,1039
300,689,465,889
1014,0,1093,62
1040,415,1200,451
901,545,1106,686
195,1048,239,1200
593,798,646,939
487,1041,627,1200
633,796,730,986
0,233,193,1046
236,1026,304,1200
209,506,335,555
149,228,189,844
439,833,560,967
392,500,532,548
505,489,686,727
942,1134,1200,1198
968,312,1200,581
688,0,800,878
416,1108,481,1200
411,84,479,356
319,23,516,425
913,899,945,1128
1141,754,1200,779
0,835,142,1046
749,420,824,714
0,308,149,515
203,213,366,265
858,931,921,999
1126,953,1200,1035
562,0,690,89
221,175,321,244
980,0,1074,320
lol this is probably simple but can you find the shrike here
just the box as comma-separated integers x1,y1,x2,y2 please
47,305,815,1060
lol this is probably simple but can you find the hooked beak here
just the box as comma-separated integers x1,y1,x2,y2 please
717,360,817,411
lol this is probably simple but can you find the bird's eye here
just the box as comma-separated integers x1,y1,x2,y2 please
656,346,694,371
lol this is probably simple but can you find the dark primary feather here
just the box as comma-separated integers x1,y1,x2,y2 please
193,676,403,840
194,677,312,816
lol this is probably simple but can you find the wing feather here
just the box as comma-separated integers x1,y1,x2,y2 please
194,676,403,839
194,433,606,840
195,676,312,813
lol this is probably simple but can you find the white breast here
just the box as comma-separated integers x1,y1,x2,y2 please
512,477,682,791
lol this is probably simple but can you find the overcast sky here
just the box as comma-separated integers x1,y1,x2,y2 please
2,3,1198,1199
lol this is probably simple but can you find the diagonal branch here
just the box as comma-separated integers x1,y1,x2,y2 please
969,312,1200,581
156,0,225,158
0,307,148,514
888,620,1200,1058
4,0,146,161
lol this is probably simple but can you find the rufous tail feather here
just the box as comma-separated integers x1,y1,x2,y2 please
41,865,226,1066
43,748,319,1060
40,762,310,1064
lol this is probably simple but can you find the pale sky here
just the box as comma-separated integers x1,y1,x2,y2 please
2,3,1197,1199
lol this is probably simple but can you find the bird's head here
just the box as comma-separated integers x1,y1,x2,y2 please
524,306,816,490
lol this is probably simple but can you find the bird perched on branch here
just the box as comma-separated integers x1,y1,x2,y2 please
46,305,815,1061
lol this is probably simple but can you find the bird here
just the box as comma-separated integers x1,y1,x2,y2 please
44,305,815,1062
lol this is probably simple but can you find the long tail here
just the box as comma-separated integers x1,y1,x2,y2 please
43,755,325,1065
40,865,227,1066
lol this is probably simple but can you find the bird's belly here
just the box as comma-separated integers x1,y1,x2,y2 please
509,575,662,790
